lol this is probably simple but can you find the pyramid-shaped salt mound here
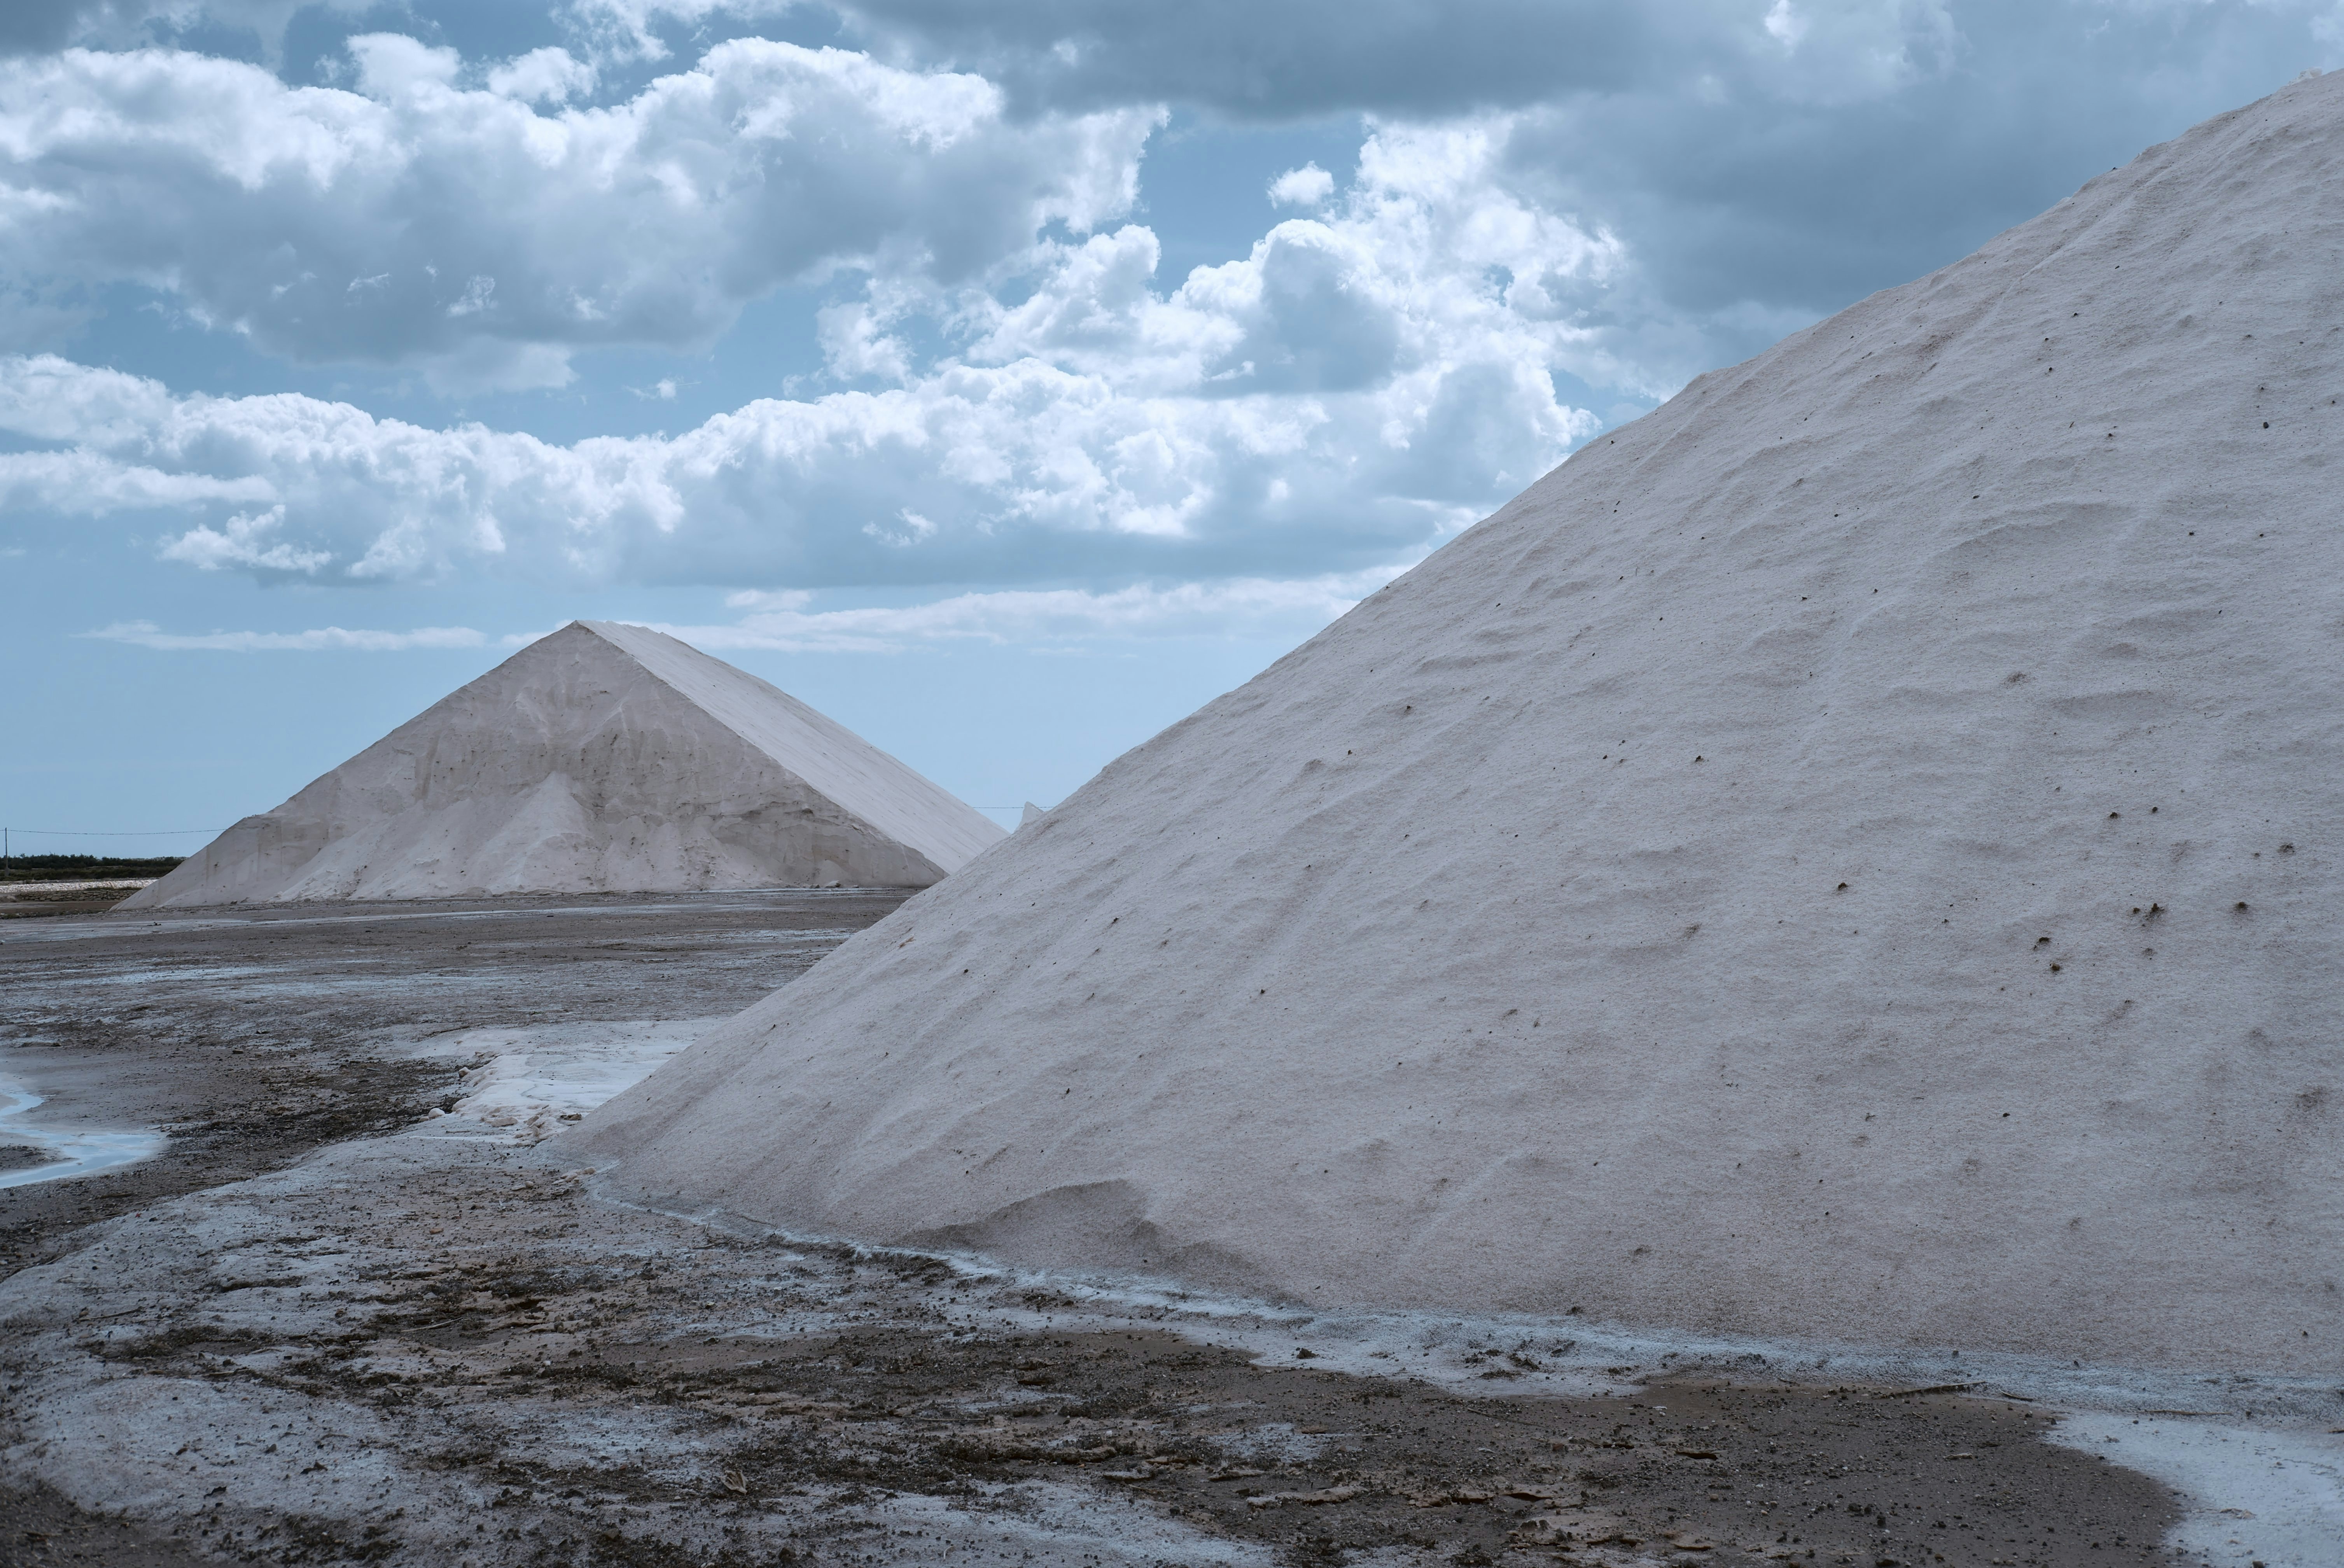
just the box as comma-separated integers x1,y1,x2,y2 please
576,75,2344,1371
124,621,1003,907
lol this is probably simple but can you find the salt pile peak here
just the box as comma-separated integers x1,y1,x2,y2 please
126,620,1002,907
576,75,2344,1372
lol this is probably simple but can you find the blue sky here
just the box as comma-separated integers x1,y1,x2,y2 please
3,0,2338,854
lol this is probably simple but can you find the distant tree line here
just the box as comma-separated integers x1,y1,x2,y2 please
0,853,185,882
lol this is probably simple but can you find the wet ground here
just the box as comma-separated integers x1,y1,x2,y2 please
0,893,2269,1567
0,891,902,1277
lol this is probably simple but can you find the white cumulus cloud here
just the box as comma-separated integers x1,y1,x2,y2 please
0,37,1157,389
0,448,273,515
0,111,1626,593
1267,162,1335,206
485,46,598,105
684,571,1399,652
84,620,492,651
77,573,1392,658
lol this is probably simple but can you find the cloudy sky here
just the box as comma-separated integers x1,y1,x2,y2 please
3,0,2337,852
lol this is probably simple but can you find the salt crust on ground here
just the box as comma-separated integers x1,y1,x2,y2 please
405,1018,724,1144
126,620,1003,908
2046,1414,2344,1565
577,72,2344,1375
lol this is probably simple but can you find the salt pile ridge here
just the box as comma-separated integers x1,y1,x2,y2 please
577,75,2344,1372
127,621,1002,907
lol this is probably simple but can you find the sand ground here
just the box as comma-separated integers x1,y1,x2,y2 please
0,895,2279,1567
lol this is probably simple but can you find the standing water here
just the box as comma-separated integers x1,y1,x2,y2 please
0,1074,164,1190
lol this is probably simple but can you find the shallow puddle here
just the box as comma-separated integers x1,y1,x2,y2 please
0,1075,166,1190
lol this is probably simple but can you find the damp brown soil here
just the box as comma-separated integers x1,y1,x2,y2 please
366,1307,2172,1568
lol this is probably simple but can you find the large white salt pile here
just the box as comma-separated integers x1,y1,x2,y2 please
125,621,1002,907
574,75,2344,1372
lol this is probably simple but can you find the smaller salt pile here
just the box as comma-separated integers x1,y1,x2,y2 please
126,621,1001,907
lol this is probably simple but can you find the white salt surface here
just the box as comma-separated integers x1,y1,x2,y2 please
0,878,155,897
578,71,2344,1377
407,1019,723,1144
125,620,1002,908
2047,1414,2344,1566
0,1074,164,1190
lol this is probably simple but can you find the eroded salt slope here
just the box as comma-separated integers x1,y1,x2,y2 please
127,621,1003,906
576,72,2344,1373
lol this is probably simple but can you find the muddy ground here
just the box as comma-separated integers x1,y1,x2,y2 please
0,895,2190,1567
0,891,905,1277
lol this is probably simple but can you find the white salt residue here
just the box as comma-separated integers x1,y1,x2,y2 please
0,1075,164,1190
2048,1414,2344,1566
623,1185,2344,1419
880,1479,1274,1566
408,1019,725,1144
1021,1265,2344,1559
591,1184,2344,1562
